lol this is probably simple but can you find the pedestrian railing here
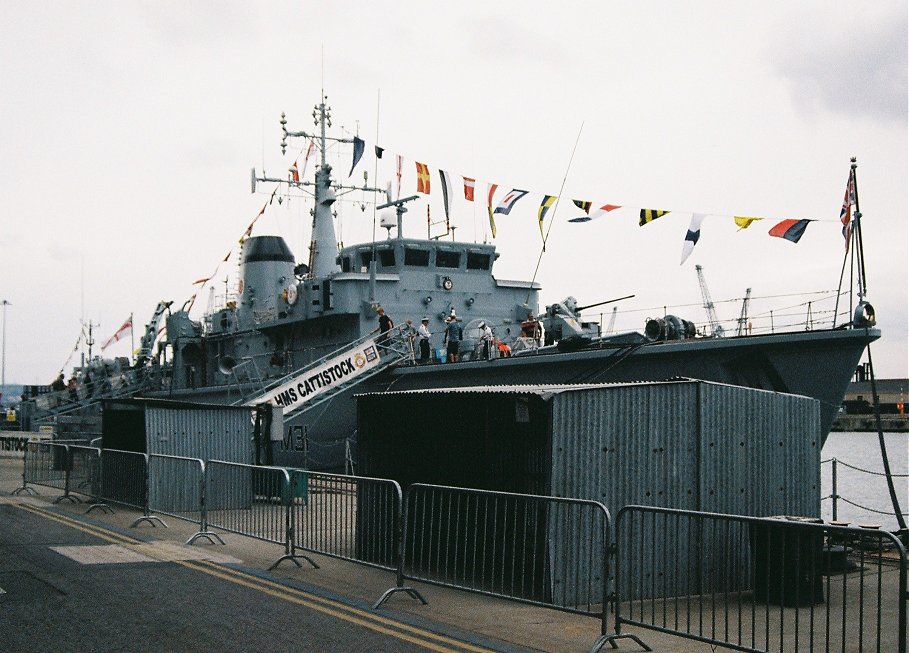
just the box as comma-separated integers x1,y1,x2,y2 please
99,448,167,528
12,442,78,502
290,470,402,571
205,460,316,570
602,505,908,653
375,484,646,652
67,444,109,512
148,454,221,545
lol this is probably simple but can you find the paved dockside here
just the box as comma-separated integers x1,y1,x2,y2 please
2,457,904,653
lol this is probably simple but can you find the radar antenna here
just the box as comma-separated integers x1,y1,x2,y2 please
695,265,724,337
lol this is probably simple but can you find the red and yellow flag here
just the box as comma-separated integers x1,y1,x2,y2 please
416,162,431,194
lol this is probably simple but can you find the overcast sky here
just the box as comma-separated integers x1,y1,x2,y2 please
1,0,906,386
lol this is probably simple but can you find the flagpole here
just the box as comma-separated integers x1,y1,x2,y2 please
130,312,135,365
850,158,868,299
833,162,854,327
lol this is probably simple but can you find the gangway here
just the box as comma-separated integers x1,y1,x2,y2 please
29,366,155,427
234,324,415,420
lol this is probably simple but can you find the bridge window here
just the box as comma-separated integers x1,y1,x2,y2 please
378,249,396,267
404,248,430,266
340,256,351,272
436,250,461,269
466,252,491,270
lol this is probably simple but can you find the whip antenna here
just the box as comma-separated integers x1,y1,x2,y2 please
525,121,584,305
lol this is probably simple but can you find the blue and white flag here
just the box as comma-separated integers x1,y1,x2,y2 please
349,136,365,177
494,189,529,216
680,213,706,265
439,170,453,220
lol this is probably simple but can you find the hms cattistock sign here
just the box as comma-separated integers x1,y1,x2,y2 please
252,341,382,412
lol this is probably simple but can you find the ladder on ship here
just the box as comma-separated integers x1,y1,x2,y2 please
233,324,416,420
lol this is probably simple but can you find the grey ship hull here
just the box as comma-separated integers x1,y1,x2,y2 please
151,326,876,470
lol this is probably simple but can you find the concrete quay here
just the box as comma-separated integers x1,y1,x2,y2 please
1,457,904,652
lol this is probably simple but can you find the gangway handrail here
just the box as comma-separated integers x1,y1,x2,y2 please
231,324,415,416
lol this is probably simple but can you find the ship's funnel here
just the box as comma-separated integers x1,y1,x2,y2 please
239,235,297,329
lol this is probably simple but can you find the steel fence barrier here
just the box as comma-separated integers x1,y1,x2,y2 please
67,445,110,513
290,470,402,571
98,448,167,528
604,505,908,653
12,442,78,502
375,484,642,652
148,454,221,545
205,460,313,569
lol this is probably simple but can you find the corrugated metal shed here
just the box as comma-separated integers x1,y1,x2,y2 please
356,379,821,604
357,379,821,518
102,399,256,512
102,398,254,463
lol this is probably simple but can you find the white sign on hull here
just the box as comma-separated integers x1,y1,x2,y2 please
249,340,382,413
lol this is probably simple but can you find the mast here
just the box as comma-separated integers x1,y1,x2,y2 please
305,100,339,278
254,96,384,279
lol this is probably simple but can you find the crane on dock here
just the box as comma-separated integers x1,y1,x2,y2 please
604,307,618,335
695,265,724,337
736,288,752,336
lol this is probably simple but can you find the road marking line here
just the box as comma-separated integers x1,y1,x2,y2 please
181,560,498,653
13,503,137,546
13,503,500,653
50,544,159,565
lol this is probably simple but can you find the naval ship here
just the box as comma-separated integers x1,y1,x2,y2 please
29,99,879,470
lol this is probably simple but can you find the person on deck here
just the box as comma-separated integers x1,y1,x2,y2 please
373,307,394,347
443,314,463,363
417,317,432,364
479,321,495,360
521,312,542,347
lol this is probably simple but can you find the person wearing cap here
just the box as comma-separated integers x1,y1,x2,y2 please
417,317,432,364
443,314,463,363
479,321,494,360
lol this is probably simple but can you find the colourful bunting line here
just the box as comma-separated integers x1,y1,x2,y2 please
349,137,365,177
439,170,452,220
769,219,812,243
494,189,529,216
569,203,621,223
680,213,706,265
487,183,499,238
415,162,430,194
640,209,670,226
538,195,557,239
463,177,475,202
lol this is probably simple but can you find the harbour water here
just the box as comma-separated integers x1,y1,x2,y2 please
821,430,909,532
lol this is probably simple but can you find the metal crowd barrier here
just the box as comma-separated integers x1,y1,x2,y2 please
374,484,643,652
290,470,402,571
67,445,108,512
12,442,76,502
98,448,167,528
605,505,908,653
148,454,221,545
205,460,314,569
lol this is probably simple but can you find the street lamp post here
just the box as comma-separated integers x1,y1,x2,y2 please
0,299,9,392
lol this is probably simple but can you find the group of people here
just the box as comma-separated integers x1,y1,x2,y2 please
375,307,542,364
51,372,81,402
